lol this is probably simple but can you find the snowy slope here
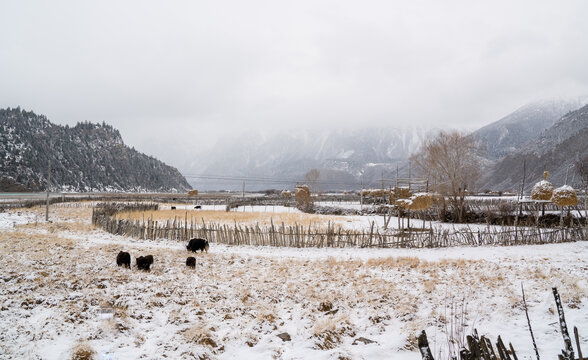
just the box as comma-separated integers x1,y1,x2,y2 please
472,97,588,160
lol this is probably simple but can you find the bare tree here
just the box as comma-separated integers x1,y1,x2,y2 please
304,168,320,194
576,157,588,227
410,131,481,223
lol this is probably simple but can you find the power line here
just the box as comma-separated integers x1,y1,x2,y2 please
181,172,384,188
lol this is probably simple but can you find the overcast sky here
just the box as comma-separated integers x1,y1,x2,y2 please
2,0,588,167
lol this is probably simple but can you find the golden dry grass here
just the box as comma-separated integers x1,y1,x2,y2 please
1,204,586,358
116,209,347,229
552,186,579,207
71,342,95,360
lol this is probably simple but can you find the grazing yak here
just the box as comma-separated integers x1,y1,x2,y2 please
136,255,154,271
116,251,131,268
186,256,196,268
194,205,202,209
187,238,209,252
171,206,177,210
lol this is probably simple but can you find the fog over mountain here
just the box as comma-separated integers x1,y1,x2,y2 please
185,96,588,192
184,127,434,191
2,0,588,168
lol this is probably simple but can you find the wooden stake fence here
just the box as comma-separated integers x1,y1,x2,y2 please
91,207,585,248
418,288,586,360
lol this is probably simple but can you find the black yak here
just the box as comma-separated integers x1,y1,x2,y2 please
116,251,131,268
171,206,177,210
187,238,209,252
186,256,196,268
194,205,202,209
136,255,154,271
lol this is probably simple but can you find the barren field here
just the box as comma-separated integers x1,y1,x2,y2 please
0,205,586,359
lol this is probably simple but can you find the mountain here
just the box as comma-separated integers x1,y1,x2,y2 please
480,104,588,191
186,127,434,191
472,97,588,160
0,107,191,192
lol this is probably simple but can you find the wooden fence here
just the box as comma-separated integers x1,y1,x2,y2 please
91,206,586,248
418,288,586,360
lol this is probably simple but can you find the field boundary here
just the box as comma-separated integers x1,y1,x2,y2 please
91,204,587,248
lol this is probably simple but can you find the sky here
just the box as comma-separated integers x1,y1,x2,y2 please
1,0,588,169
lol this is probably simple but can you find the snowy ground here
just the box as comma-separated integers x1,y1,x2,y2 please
0,207,586,360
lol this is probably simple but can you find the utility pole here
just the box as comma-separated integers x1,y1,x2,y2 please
520,159,527,203
45,161,51,222
242,181,245,199
360,180,363,210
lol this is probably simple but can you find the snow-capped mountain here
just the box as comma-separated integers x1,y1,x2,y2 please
480,103,588,191
0,107,191,192
472,96,588,160
186,127,434,191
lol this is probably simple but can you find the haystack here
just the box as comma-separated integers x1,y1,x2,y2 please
407,192,433,210
396,198,412,208
281,190,292,198
531,179,554,201
187,189,199,197
551,185,578,207
367,189,390,198
295,185,312,211
395,187,412,199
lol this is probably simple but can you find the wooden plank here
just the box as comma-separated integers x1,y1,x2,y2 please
574,327,583,360
553,287,574,360
496,336,512,360
417,330,434,360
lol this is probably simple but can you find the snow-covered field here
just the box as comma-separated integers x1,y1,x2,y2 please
0,206,586,360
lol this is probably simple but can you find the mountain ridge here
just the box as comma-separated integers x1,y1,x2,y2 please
472,96,588,160
0,107,191,192
480,103,588,191
186,127,434,191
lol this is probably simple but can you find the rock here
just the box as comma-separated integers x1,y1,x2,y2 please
352,337,376,345
277,332,291,342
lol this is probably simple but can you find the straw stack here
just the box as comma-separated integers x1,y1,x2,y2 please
551,185,578,207
531,172,554,200
407,192,433,210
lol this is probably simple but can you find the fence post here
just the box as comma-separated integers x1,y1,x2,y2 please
553,287,574,360
417,331,434,360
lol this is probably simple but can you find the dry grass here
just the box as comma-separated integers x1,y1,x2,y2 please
312,314,355,350
71,342,95,360
1,205,586,358
116,209,347,229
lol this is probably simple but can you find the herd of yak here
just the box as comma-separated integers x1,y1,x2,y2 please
116,238,209,271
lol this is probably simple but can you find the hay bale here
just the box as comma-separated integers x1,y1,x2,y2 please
187,189,199,197
395,187,412,199
551,185,578,207
361,189,391,198
531,180,554,201
407,192,433,210
371,189,390,197
295,185,312,211
396,198,412,208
